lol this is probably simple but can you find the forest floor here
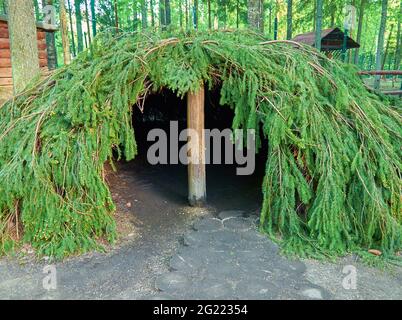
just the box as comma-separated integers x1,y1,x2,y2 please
0,159,401,300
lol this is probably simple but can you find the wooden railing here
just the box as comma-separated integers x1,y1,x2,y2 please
358,70,402,96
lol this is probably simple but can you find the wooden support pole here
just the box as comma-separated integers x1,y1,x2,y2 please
187,84,206,207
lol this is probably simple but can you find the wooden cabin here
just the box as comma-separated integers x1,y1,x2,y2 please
0,14,57,100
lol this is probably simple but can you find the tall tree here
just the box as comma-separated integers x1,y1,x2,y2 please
150,0,155,27
394,0,402,71
160,0,166,28
90,0,96,37
141,0,148,29
114,0,119,29
185,0,189,29
286,0,292,39
84,0,92,45
315,0,323,51
179,0,183,27
354,0,366,65
374,0,388,90
67,0,77,57
75,0,84,53
382,23,394,70
6,0,40,93
193,0,198,29
248,0,261,31
133,0,139,30
60,0,71,65
165,0,172,26
208,0,212,29
236,0,240,29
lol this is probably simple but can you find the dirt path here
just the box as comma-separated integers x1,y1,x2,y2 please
0,160,401,299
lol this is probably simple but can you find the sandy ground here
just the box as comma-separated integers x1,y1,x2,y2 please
0,158,401,300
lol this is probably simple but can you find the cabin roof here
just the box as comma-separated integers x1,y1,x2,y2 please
292,28,360,51
0,14,58,32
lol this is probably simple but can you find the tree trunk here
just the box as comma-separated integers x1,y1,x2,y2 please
315,0,323,50
60,0,71,65
268,5,272,35
394,1,402,71
208,0,212,29
354,0,366,65
84,0,92,45
382,24,394,70
133,1,139,31
236,0,240,29
141,0,147,29
165,0,172,26
194,0,198,29
90,0,96,37
259,0,265,33
75,0,84,52
185,0,189,29
6,0,40,93
286,0,292,39
374,0,388,90
179,0,183,27
67,0,76,57
160,0,166,29
114,0,119,30
150,0,155,27
248,0,261,31
43,0,58,70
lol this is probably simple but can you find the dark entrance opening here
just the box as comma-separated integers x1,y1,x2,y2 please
122,86,266,214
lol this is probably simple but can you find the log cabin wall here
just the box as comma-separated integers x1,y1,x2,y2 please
0,19,51,100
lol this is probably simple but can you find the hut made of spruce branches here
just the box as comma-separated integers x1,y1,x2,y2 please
0,30,400,261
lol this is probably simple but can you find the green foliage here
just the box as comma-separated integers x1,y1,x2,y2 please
0,30,401,260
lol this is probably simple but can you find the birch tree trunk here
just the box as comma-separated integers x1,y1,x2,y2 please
6,0,40,93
